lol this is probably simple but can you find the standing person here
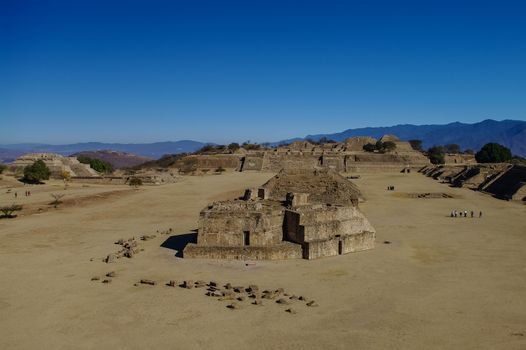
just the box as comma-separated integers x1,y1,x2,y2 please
464,210,467,217
14,192,17,198
471,210,474,218
479,211,483,218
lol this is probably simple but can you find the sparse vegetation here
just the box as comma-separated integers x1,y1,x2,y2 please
0,164,6,174
0,204,23,218
23,160,51,183
50,193,65,207
215,166,226,174
129,177,143,188
409,140,423,151
227,143,240,151
362,141,397,153
444,144,461,154
242,142,261,150
475,143,512,163
511,155,526,165
428,146,446,165
77,156,113,173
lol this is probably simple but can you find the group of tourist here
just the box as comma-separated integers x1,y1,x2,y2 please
12,190,32,198
387,186,395,191
450,209,482,218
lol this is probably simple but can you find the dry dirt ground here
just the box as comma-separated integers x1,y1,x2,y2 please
0,171,525,350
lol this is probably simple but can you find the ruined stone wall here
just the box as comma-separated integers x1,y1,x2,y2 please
483,165,526,200
444,154,477,165
340,231,376,254
183,242,303,260
304,238,340,259
197,201,284,247
511,182,526,202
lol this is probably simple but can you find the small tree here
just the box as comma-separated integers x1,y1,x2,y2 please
50,193,65,208
77,156,113,173
0,204,23,218
409,140,423,151
444,144,461,154
129,177,143,188
227,143,240,151
475,143,512,163
428,146,445,165
382,141,397,152
363,143,376,152
23,160,51,183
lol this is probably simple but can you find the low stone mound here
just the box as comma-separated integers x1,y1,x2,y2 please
261,168,362,205
344,136,377,151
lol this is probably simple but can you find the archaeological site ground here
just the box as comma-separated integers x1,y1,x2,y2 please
1,136,525,350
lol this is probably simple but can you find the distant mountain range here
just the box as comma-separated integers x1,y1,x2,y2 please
276,119,526,157
2,119,525,164
0,140,206,163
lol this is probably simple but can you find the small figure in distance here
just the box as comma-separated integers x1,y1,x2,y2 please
479,211,483,218
470,210,474,218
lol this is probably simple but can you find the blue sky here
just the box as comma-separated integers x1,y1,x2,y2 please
2,0,526,144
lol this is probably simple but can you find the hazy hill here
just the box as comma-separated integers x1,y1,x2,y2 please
279,119,526,157
70,150,153,169
0,140,206,160
0,148,25,164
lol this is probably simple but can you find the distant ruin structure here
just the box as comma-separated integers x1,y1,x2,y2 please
172,135,430,174
420,164,526,203
12,153,100,178
184,168,376,260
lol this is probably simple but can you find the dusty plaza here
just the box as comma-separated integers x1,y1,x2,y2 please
1,169,525,350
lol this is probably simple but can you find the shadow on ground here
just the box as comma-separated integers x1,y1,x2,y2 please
161,231,197,258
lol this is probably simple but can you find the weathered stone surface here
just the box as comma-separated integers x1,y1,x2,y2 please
184,168,376,260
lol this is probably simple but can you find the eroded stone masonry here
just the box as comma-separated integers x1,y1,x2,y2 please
184,168,376,260
174,135,430,173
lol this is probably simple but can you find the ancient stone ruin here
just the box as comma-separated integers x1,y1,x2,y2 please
184,168,376,260
171,135,430,174
420,164,526,203
12,153,100,178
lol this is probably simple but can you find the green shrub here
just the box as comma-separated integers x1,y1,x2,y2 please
428,146,445,164
129,177,143,187
77,156,113,173
23,160,51,183
475,143,512,163
409,140,423,151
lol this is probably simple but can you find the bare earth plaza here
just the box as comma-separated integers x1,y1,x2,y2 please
1,137,525,349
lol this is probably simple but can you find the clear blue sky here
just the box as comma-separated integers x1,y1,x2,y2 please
2,0,526,144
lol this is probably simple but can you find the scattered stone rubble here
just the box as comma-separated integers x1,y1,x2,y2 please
101,228,173,263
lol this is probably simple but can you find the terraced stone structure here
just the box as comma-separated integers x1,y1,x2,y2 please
171,135,430,174
420,164,526,203
184,168,376,260
12,153,100,178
